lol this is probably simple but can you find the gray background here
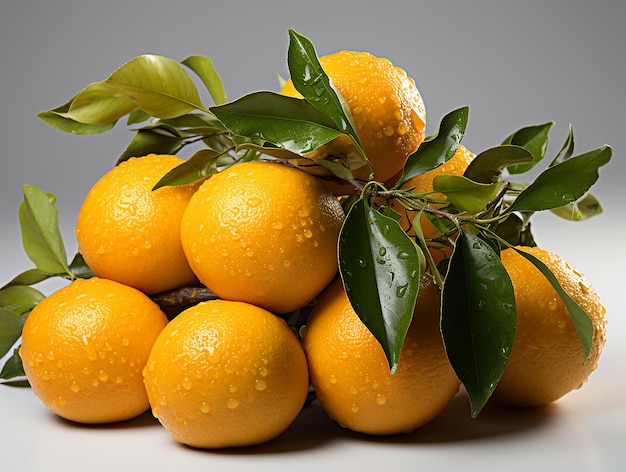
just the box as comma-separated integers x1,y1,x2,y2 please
1,1,624,271
1,1,625,469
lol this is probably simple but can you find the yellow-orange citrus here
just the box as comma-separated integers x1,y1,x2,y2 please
76,154,198,295
20,277,168,424
143,299,309,448
280,50,426,189
392,144,475,264
180,160,345,314
303,276,459,435
491,246,607,407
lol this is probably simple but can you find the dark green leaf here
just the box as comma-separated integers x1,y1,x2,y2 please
18,186,70,276
210,91,343,154
0,308,26,358
508,145,611,212
105,54,208,118
159,113,227,135
396,106,469,187
0,347,26,380
182,55,227,105
433,175,504,214
464,145,534,184
69,253,96,279
550,124,575,166
503,121,553,174
153,148,256,189
493,214,537,247
338,198,421,373
441,230,516,418
511,247,594,361
287,29,367,159
117,127,185,164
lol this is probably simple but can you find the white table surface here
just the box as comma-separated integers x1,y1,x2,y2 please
1,217,625,472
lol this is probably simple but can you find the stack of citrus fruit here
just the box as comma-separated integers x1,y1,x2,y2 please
17,45,606,450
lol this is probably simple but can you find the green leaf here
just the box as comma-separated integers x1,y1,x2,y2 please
433,175,504,214
464,145,534,184
210,91,343,154
64,81,137,124
287,29,367,160
508,145,612,213
441,230,516,418
503,121,553,174
117,126,185,164
493,214,537,247
549,124,575,167
153,148,255,189
511,246,594,361
0,285,45,315
182,55,227,105
69,253,96,279
126,109,152,125
397,106,469,187
338,198,421,373
18,186,70,276
551,193,603,221
0,308,26,358
0,347,26,380
37,99,116,135
105,54,208,118
2,268,55,289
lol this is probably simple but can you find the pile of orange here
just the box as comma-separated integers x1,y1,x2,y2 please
18,48,606,450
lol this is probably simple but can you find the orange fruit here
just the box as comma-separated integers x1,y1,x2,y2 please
76,154,199,295
392,144,475,264
180,160,345,314
491,246,607,407
143,299,309,448
303,276,459,435
280,50,426,189
20,277,168,424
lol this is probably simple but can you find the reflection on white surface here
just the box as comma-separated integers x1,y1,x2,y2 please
1,219,625,472
2,359,625,472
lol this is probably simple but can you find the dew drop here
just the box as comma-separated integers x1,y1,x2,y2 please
378,247,387,256
376,393,387,405
358,259,367,268
70,382,80,393
98,371,109,382
396,284,408,298
200,402,210,414
351,404,360,413
255,379,267,391
121,338,130,347
397,251,410,260
548,298,558,311
247,198,262,208
329,374,337,385
226,398,239,409
182,378,192,390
